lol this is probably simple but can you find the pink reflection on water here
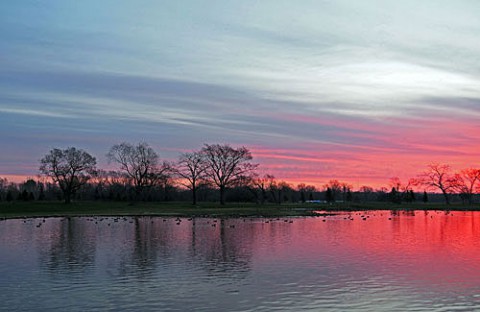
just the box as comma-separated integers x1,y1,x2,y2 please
2,212,480,310
261,211,480,293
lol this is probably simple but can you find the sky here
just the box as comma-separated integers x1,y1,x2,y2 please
1,0,480,189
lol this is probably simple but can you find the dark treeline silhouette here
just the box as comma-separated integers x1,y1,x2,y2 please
0,175,478,205
0,144,479,205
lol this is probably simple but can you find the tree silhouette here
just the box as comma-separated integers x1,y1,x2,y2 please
359,185,374,202
389,187,401,204
107,142,169,199
6,190,13,202
417,163,455,205
267,177,281,204
325,187,333,203
324,180,348,202
38,183,45,200
201,144,257,205
298,184,316,203
422,191,429,203
39,147,97,203
406,190,416,202
172,151,207,205
389,177,417,202
252,174,275,204
452,168,480,204
278,181,294,203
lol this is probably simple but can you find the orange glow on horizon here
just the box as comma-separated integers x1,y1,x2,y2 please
245,112,480,190
2,111,480,191
0,174,39,184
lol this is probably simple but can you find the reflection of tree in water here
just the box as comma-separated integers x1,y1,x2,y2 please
390,210,415,217
190,219,253,281
42,218,96,274
132,218,158,271
117,217,167,279
115,218,254,282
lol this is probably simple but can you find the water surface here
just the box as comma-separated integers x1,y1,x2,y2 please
1,210,480,311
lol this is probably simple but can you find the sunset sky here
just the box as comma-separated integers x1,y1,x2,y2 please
1,0,480,188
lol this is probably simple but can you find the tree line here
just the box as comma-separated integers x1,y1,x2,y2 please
0,143,479,205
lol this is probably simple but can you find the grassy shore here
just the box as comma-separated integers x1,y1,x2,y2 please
0,201,322,219
1,201,479,219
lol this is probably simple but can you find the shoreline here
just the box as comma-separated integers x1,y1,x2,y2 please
1,201,480,220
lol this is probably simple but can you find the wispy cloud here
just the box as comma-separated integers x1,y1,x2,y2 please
1,1,480,187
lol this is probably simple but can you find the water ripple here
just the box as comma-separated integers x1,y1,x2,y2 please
1,212,480,311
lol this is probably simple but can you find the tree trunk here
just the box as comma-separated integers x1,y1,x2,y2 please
164,181,168,202
134,185,142,201
192,184,197,205
442,190,450,205
220,185,225,205
64,192,71,204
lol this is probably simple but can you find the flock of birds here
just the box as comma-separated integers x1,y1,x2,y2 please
2,211,454,228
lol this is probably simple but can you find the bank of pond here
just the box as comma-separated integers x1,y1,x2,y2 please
1,201,480,219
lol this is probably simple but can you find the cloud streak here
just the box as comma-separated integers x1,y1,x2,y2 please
1,1,480,187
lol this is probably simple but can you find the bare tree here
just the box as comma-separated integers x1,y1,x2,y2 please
278,181,294,203
172,151,206,205
340,182,353,202
39,147,97,203
252,174,275,204
94,169,129,187
323,180,342,202
0,177,8,201
107,142,169,199
297,183,316,202
417,163,455,204
452,168,480,204
389,177,416,202
267,178,281,204
359,185,374,202
389,177,402,192
390,177,416,193
91,169,130,201
201,144,258,205
267,180,294,204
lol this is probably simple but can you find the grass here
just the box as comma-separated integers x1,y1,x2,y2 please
0,201,322,219
0,200,479,219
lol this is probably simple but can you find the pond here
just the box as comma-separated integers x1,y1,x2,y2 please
1,210,480,311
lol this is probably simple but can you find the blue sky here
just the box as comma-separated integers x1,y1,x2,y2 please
1,1,480,187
